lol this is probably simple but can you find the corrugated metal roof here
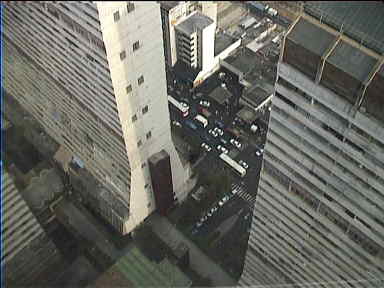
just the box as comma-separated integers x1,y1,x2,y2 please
304,1,384,54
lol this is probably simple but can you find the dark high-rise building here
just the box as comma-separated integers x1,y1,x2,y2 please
240,2,384,287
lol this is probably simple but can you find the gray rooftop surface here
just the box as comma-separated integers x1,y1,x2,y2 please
242,83,274,107
209,86,232,105
159,1,180,11
224,48,259,75
176,11,214,35
215,33,238,56
304,1,384,54
288,17,336,56
327,41,377,82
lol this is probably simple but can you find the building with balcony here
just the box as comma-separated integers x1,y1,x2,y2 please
240,2,384,287
3,2,190,234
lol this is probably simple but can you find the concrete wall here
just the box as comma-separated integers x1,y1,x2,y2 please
97,1,189,233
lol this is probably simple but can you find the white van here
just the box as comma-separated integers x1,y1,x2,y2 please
194,114,208,128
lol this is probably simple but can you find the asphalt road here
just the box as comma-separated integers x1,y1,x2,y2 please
167,68,269,267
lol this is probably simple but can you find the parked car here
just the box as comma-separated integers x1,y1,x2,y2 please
199,100,210,108
208,129,219,137
220,138,228,145
215,120,225,129
201,142,212,152
230,138,242,149
239,160,249,169
214,127,224,136
219,196,230,206
217,145,228,154
255,149,263,156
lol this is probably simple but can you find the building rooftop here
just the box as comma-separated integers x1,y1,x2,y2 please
304,1,384,54
236,106,258,124
93,246,192,288
148,149,169,166
208,85,233,105
288,17,336,56
214,32,238,56
159,1,181,11
225,48,260,75
176,11,214,35
241,82,274,111
327,40,377,82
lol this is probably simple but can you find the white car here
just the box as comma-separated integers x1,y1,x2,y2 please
239,160,249,169
231,188,240,195
199,100,210,108
201,142,212,152
219,196,229,206
255,149,262,157
172,120,182,127
217,145,228,154
214,127,224,136
208,129,219,138
230,138,242,149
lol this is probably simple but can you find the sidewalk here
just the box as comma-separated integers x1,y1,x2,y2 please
147,213,237,287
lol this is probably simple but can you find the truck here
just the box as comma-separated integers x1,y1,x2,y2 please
194,114,208,128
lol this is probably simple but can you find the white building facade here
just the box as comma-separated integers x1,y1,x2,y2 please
3,1,189,234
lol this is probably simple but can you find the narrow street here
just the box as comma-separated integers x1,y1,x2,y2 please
147,213,237,287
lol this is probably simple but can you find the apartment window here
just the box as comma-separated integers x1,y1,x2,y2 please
126,85,132,94
141,162,146,168
120,50,126,60
132,114,137,122
137,140,142,147
138,75,144,85
133,41,140,52
113,11,120,22
142,105,148,115
146,131,152,140
127,2,135,13
144,183,149,189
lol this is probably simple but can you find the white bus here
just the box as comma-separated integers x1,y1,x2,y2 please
219,153,247,178
168,95,189,117
194,114,208,128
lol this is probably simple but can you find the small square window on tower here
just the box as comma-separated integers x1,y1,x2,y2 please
127,2,135,13
131,114,137,123
138,75,144,85
146,131,152,139
120,50,126,61
142,105,148,115
113,11,120,22
133,41,140,52
126,84,132,94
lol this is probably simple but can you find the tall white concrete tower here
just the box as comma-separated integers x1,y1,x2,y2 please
3,1,189,234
